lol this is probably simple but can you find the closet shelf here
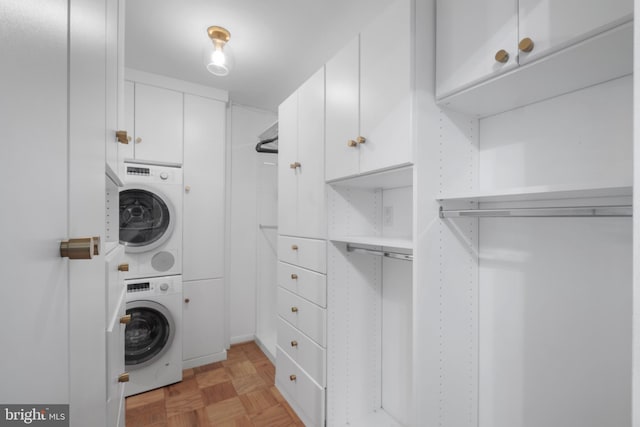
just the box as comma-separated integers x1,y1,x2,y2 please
440,205,631,218
327,165,413,190
437,183,632,204
330,235,413,250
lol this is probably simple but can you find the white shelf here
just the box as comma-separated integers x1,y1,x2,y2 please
436,21,633,118
330,235,413,250
438,183,632,204
327,165,413,190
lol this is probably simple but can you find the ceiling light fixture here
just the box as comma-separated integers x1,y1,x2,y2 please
206,26,231,76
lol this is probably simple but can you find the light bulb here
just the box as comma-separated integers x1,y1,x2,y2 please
211,48,226,66
207,47,229,76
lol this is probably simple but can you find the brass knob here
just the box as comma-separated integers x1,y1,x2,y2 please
119,314,132,325
289,162,301,169
184,298,190,304
118,263,129,272
185,185,191,193
118,372,130,383
291,274,298,280
356,136,366,144
60,237,98,260
519,37,534,53
289,374,297,381
127,136,132,142
291,306,298,313
291,245,298,251
291,340,298,347
115,130,129,145
494,49,509,63
135,137,142,143
347,140,358,147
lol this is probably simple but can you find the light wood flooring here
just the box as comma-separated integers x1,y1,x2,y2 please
125,341,303,427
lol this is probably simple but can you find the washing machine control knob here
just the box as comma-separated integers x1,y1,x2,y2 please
159,283,169,291
160,172,169,180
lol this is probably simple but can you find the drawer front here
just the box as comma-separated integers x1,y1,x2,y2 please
276,347,325,427
278,262,327,307
277,317,326,386
278,287,326,347
278,236,327,273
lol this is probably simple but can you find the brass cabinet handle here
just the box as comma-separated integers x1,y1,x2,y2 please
291,245,299,250
291,340,298,347
118,263,129,272
60,236,99,260
519,37,534,53
289,162,301,169
119,314,132,325
135,137,142,143
115,130,129,145
494,49,509,63
118,373,130,383
291,306,298,313
356,136,366,144
289,374,297,381
184,298,190,304
347,140,358,147
291,274,298,280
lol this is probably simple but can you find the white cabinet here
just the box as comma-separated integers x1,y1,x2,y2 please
183,94,226,281
277,67,326,239
435,0,633,115
120,82,184,164
182,279,226,367
105,0,125,174
325,0,412,181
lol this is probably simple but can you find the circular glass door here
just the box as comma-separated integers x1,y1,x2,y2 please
120,187,174,253
125,300,175,369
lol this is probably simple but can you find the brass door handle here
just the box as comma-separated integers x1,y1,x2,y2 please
291,340,298,347
118,373,130,383
289,374,297,381
519,37,534,52
60,236,100,259
118,263,129,272
291,245,298,251
119,314,132,325
291,274,298,280
291,306,298,313
116,130,129,144
494,49,509,63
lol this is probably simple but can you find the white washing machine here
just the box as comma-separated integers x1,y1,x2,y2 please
119,161,182,279
124,275,183,397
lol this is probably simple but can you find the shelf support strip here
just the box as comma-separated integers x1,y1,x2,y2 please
439,205,632,218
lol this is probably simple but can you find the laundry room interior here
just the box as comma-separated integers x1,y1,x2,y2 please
3,0,640,426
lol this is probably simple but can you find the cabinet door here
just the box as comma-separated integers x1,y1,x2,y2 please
359,0,413,174
518,0,633,64
183,94,226,281
325,36,360,182
105,0,119,173
278,92,299,237
134,83,183,163
183,279,225,362
297,68,326,239
119,80,135,164
435,0,518,98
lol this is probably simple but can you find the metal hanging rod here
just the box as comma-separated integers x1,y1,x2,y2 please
346,244,413,261
439,205,632,218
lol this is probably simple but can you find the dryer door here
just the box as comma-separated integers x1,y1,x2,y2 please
119,186,175,253
125,300,176,369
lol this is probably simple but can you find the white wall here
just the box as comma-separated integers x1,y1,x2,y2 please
228,104,277,344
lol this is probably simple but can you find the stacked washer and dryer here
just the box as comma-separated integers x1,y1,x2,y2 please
119,161,184,396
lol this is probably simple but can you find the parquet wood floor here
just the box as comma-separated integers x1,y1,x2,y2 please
125,341,303,427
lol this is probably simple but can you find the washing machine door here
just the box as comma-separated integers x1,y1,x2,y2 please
119,186,175,253
125,300,176,369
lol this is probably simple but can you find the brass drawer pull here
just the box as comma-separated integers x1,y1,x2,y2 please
118,263,129,272
291,274,298,280
291,306,298,313
119,314,132,325
115,130,129,145
519,37,534,52
291,340,298,347
356,136,366,144
289,374,297,382
494,49,509,63
118,373,129,383
347,140,358,147
291,245,299,250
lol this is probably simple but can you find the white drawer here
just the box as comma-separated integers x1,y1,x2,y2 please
278,236,326,273
278,262,327,307
278,287,326,347
277,317,326,386
276,347,325,427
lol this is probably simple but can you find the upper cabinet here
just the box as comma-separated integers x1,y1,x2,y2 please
325,0,412,181
120,82,184,164
436,0,633,116
278,67,326,239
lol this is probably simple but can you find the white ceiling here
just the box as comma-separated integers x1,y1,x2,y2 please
125,0,390,111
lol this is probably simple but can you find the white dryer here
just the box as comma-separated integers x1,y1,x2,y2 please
124,275,183,396
119,161,182,279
